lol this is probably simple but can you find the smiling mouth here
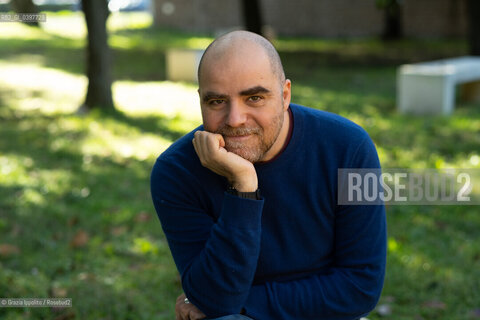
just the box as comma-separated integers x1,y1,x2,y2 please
225,135,252,141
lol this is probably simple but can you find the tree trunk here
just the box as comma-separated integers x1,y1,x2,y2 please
241,0,263,35
466,0,480,55
10,0,39,27
382,1,402,40
81,0,115,111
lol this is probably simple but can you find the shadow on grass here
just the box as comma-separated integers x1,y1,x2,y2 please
89,108,189,141
0,36,168,81
278,40,468,68
0,103,182,319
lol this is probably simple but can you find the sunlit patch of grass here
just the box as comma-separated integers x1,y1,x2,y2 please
0,60,201,123
37,11,153,40
107,11,153,31
78,116,172,161
113,80,201,120
0,21,54,40
0,61,86,113
34,11,209,51
131,237,161,255
0,155,35,186
184,36,213,50
39,11,86,39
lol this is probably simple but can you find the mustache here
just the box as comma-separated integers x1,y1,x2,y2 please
216,126,262,136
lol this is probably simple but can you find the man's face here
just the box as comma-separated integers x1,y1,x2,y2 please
198,46,291,163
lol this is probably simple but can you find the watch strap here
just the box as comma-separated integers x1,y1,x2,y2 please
227,187,261,200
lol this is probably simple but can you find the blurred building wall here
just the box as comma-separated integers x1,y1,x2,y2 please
154,0,242,33
261,0,383,37
153,0,467,38
402,0,467,38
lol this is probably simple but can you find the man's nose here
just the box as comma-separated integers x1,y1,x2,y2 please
225,100,247,127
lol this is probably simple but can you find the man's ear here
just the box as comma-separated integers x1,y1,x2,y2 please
282,79,292,110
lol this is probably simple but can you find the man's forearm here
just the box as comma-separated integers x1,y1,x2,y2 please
158,192,264,318
242,264,384,320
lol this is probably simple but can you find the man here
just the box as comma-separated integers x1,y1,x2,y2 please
151,31,386,320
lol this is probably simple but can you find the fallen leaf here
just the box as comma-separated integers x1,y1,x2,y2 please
69,230,89,248
129,263,142,271
10,224,21,237
434,221,447,230
68,216,79,227
77,272,96,281
134,211,151,222
422,300,446,310
50,286,68,298
0,244,20,256
111,226,127,236
52,232,64,241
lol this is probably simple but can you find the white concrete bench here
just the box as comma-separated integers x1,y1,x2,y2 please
166,49,205,83
397,56,480,115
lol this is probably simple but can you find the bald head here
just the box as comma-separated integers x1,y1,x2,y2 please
197,31,285,87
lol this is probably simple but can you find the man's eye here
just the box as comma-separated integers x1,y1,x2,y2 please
209,99,225,105
248,96,262,102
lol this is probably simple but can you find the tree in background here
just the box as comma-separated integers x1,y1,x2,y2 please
10,0,39,27
80,0,115,111
241,0,263,36
376,0,402,40
466,0,480,55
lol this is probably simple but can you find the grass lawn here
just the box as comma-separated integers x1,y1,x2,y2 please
0,11,479,320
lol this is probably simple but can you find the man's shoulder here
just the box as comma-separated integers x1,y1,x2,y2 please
151,125,203,179
289,103,379,168
290,103,369,141
157,125,202,162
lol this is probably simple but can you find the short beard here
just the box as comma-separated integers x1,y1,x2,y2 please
216,109,284,163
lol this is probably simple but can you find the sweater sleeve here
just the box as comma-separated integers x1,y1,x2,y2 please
151,159,264,318
242,136,387,320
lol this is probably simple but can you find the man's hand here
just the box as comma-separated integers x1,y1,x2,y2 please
175,293,206,320
192,131,258,192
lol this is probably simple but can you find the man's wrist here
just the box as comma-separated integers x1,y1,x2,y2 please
232,183,257,192
230,174,258,192
227,186,261,200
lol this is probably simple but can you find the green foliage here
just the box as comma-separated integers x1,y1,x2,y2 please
0,11,479,320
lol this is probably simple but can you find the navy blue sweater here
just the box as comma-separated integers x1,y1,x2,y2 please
150,104,386,319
